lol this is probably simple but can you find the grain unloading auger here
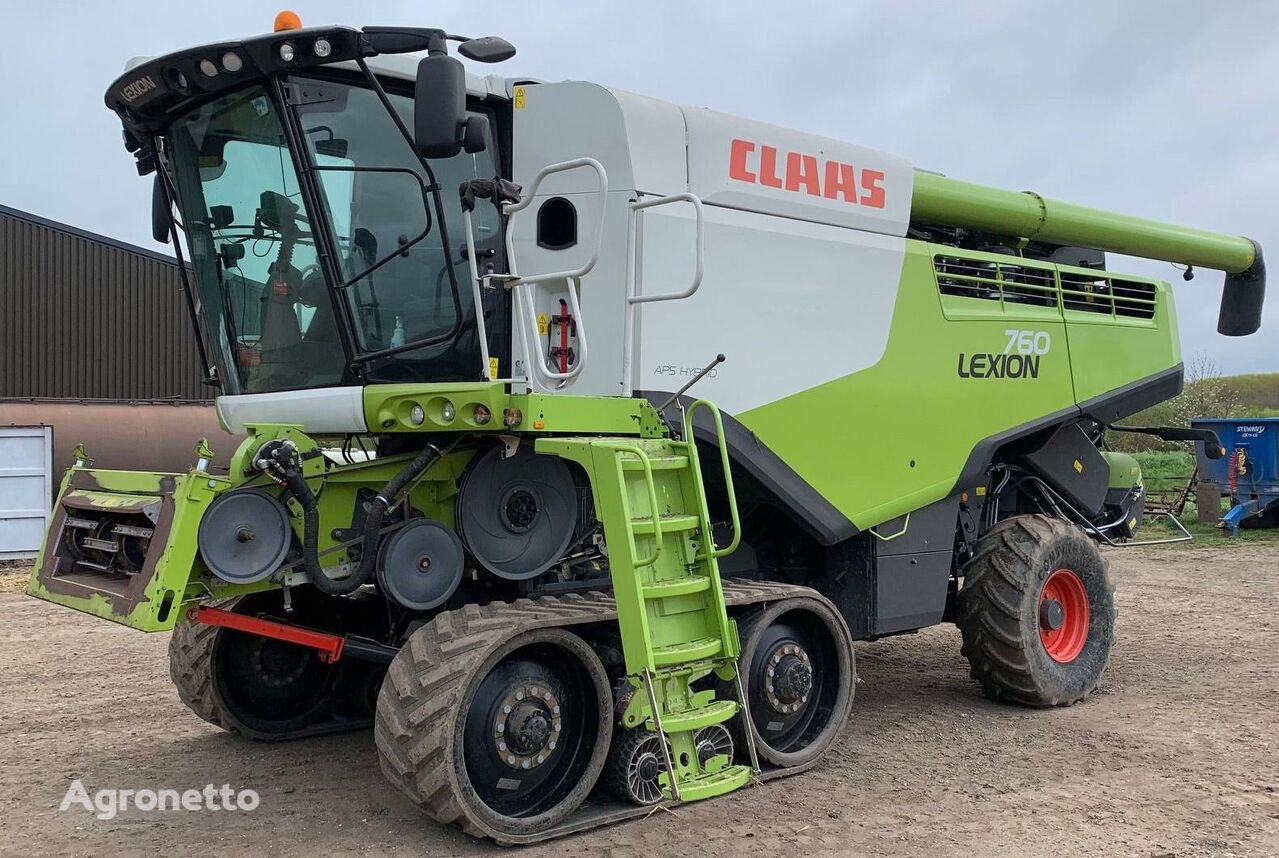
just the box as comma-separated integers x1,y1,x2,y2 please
28,12,1264,843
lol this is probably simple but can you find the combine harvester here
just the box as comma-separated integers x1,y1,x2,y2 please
30,12,1264,842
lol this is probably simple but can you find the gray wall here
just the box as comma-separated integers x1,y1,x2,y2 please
0,204,209,402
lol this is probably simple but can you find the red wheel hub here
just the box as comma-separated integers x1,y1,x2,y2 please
1038,568,1089,663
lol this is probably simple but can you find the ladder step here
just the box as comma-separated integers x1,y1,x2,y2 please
652,636,722,666
631,514,701,534
656,698,738,734
663,764,753,803
642,575,712,599
620,455,689,472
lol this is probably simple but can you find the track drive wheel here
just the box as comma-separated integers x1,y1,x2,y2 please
958,514,1115,707
168,592,362,740
731,596,855,768
376,620,612,839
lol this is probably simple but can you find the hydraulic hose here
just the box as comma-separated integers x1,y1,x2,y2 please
264,439,446,596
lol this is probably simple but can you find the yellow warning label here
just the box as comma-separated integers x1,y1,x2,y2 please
975,486,987,496
1073,459,1083,473
537,312,548,335
514,86,527,109
488,357,500,379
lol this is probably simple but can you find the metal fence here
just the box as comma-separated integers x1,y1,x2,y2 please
0,205,209,402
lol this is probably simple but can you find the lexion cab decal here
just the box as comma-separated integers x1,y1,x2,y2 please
958,330,1051,379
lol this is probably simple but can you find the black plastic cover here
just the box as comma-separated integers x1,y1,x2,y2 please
1020,422,1109,516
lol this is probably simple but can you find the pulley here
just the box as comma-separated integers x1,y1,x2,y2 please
375,518,465,611
198,489,293,584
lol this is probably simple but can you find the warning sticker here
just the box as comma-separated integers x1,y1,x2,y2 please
488,357,500,379
513,86,527,109
537,312,548,335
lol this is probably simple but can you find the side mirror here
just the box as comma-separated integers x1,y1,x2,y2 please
414,54,466,159
151,175,171,244
462,115,488,154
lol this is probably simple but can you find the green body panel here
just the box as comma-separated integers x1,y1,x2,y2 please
365,383,666,437
26,390,663,632
739,241,1180,531
912,171,1257,273
1102,451,1144,489
1059,265,1181,404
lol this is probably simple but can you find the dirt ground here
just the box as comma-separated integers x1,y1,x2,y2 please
2,544,1278,858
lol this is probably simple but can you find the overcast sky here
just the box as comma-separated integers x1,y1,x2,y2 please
2,1,1275,374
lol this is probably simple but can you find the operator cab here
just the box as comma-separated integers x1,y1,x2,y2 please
107,19,516,396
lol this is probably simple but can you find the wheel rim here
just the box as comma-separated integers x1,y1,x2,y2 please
1039,568,1090,663
694,724,734,767
214,630,338,731
747,622,825,752
625,733,667,805
462,643,604,818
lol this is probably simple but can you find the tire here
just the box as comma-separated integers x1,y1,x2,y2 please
958,514,1115,707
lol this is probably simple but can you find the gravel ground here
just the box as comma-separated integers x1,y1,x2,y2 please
1,544,1277,857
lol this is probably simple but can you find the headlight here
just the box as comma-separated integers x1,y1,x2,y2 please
407,404,425,426
198,59,218,78
279,42,296,62
313,38,332,58
221,52,243,73
441,400,456,423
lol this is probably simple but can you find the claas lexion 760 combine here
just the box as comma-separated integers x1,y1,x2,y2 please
28,12,1265,843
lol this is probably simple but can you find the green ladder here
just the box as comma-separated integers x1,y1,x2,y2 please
538,400,758,802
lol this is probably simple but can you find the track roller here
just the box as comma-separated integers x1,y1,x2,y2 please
730,596,855,768
605,729,669,806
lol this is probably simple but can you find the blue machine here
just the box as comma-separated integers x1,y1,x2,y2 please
1192,417,1279,535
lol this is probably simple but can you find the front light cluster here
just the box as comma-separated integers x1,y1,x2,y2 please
196,51,245,78
278,37,333,64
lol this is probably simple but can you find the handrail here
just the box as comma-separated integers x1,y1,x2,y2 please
621,192,706,396
501,157,609,386
626,193,705,304
682,400,741,559
503,157,608,285
460,206,495,380
605,443,663,568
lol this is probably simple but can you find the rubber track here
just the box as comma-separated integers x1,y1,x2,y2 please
374,579,822,842
956,514,1112,706
169,607,231,732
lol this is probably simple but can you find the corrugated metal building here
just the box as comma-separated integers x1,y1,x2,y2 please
0,204,239,485
0,204,207,401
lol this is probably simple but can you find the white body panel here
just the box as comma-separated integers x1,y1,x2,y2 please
508,81,914,404
0,426,53,561
217,387,367,434
634,204,908,413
